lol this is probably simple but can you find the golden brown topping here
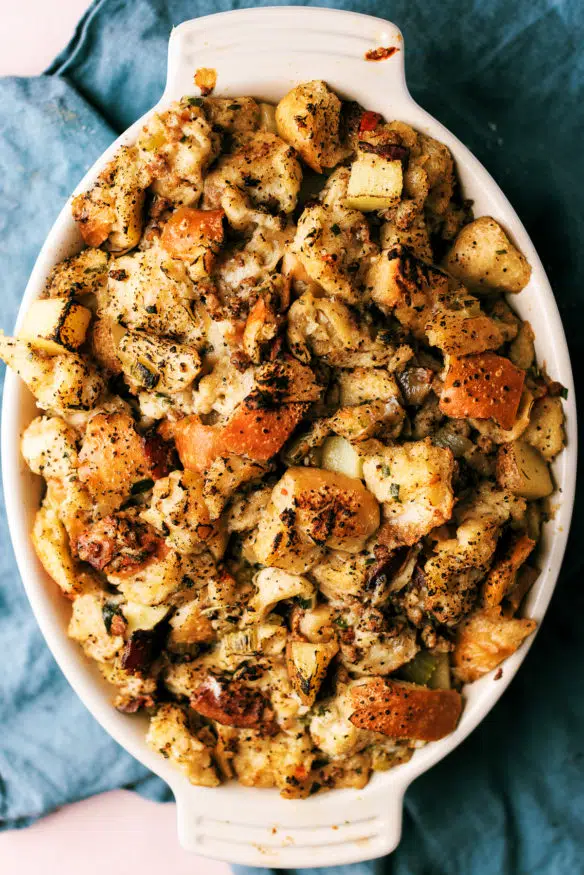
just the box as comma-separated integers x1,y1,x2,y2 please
349,677,462,741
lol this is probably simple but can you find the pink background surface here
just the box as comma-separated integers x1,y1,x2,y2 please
0,3,230,871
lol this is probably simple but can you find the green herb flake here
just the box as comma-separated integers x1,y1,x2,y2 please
334,616,348,629
381,464,391,477
560,386,569,399
228,103,240,110
495,249,508,255
102,602,123,635
331,223,341,236
390,482,401,501
131,478,155,495
187,97,204,107
296,596,313,609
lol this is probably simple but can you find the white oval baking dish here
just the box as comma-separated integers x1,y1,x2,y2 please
1,7,576,868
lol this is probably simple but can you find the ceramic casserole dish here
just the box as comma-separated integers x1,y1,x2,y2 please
1,7,576,867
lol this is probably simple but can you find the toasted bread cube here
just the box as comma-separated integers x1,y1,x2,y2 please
32,502,80,596
117,331,201,394
523,395,565,460
45,247,109,299
444,216,531,294
147,704,220,787
18,299,92,354
89,317,125,374
482,534,536,607
271,466,380,553
345,152,403,211
252,504,323,573
362,439,454,550
425,301,504,356
349,677,462,741
496,439,553,499
275,80,350,173
440,352,525,430
286,639,339,707
453,606,536,683
0,336,104,413
78,412,153,503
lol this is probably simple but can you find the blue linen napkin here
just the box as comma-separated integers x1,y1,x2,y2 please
0,1,583,871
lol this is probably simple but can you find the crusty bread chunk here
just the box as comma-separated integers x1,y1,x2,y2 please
453,607,536,683
444,216,531,294
349,677,462,741
440,352,525,430
481,534,536,607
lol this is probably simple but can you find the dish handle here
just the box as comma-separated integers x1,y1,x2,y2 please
162,10,407,106
174,782,407,866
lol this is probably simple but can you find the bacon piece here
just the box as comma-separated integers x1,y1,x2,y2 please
76,512,163,575
144,430,177,479
120,630,158,675
191,676,277,733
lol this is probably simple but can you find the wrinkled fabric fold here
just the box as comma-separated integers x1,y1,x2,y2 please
0,1,582,872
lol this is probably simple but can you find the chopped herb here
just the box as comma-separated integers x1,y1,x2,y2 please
187,97,204,106
309,782,322,795
312,757,330,769
296,596,313,609
180,135,188,143
228,103,240,110
495,249,508,255
131,478,155,494
390,482,401,500
145,304,157,314
316,705,330,716
334,616,348,629
560,386,569,399
331,223,341,236
102,602,124,635
381,464,391,477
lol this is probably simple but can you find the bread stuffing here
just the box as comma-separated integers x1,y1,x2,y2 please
2,79,567,797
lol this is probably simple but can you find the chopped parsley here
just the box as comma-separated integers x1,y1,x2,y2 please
334,616,348,629
560,386,569,399
331,223,341,236
381,463,391,477
495,249,508,255
390,482,401,501
187,96,204,106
